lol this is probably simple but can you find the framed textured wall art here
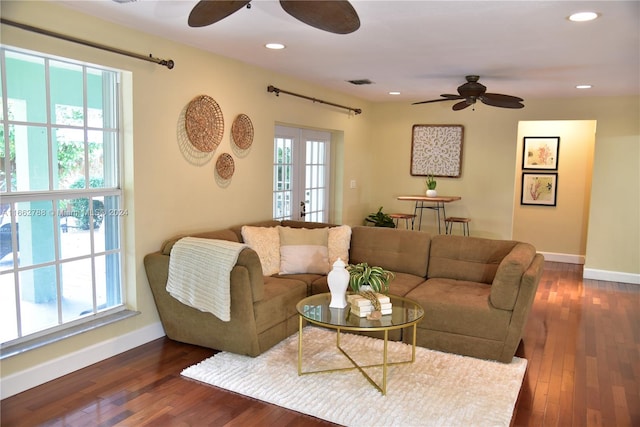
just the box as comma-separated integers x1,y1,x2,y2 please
522,136,560,170
410,125,464,177
521,173,558,206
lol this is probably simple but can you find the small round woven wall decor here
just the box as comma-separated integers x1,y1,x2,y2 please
216,153,235,180
185,94,224,153
231,113,254,150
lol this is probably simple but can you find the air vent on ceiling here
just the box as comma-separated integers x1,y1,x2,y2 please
347,79,373,85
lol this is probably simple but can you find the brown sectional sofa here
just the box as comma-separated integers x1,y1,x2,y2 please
143,220,544,363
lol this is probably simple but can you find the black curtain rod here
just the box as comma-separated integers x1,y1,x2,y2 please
267,85,362,115
1,18,174,70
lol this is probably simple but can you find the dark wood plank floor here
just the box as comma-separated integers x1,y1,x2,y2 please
2,262,639,426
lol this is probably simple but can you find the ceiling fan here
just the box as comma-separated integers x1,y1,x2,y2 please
187,0,360,35
413,75,524,110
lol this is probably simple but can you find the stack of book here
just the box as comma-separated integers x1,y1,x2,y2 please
347,293,392,317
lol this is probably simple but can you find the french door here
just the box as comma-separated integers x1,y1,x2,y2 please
273,125,330,222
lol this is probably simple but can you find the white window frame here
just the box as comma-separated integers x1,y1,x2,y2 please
0,46,127,353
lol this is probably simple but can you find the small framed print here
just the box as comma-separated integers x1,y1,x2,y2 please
522,137,560,170
521,173,558,206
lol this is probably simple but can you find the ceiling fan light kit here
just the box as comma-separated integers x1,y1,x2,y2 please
413,75,524,111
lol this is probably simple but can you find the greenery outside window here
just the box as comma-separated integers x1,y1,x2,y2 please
0,46,125,348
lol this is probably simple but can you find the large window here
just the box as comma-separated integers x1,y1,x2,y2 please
0,47,124,347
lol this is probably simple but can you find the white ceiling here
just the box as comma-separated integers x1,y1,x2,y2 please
53,0,639,105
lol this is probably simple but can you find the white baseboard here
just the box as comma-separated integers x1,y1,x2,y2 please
1,321,165,399
583,268,640,285
539,251,585,264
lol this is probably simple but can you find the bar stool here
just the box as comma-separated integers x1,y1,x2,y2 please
389,213,416,230
445,217,471,236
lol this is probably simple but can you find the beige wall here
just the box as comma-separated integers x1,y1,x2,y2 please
513,121,596,259
1,1,638,390
368,98,639,275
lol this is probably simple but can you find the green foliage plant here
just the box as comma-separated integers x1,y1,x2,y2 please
426,175,437,190
365,206,396,228
346,262,395,294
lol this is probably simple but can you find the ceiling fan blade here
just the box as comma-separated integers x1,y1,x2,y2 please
480,95,524,109
482,92,524,102
452,100,472,111
279,0,360,34
188,0,251,28
412,95,463,105
441,94,463,99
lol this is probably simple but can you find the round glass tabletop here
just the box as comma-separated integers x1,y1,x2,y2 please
296,293,424,332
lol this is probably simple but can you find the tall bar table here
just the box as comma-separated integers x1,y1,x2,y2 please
397,195,462,233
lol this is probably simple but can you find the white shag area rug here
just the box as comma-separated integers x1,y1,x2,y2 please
182,326,527,427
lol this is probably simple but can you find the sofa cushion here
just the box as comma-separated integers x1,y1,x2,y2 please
278,226,330,274
349,226,431,277
428,235,518,284
232,220,281,242
490,242,536,310
406,278,512,341
328,225,351,264
254,276,308,334
241,226,280,276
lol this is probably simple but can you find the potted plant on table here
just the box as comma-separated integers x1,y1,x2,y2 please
347,262,395,319
426,175,437,197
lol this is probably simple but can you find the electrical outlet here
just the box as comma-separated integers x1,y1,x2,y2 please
350,179,357,189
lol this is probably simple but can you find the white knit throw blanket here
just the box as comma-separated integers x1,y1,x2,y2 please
166,237,247,322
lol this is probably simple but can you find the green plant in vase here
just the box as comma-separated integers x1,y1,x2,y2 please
347,262,395,318
426,175,438,197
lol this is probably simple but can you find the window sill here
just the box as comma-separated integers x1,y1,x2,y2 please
0,310,140,360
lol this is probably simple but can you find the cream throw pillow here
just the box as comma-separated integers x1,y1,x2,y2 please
241,226,280,276
328,225,351,264
278,226,330,274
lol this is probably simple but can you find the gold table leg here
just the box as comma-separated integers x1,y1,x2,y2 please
298,321,419,396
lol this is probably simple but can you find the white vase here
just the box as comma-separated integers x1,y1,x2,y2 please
328,258,349,308
426,189,438,197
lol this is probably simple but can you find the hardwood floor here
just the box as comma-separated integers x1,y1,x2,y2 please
2,262,638,426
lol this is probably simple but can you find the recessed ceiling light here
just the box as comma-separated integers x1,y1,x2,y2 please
265,43,285,50
569,11,599,22
389,91,401,95
576,84,593,89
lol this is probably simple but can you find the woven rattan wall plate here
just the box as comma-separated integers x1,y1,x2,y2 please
185,95,224,152
216,153,235,180
231,114,254,150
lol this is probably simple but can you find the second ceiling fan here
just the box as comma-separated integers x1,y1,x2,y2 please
188,0,360,35
413,75,524,110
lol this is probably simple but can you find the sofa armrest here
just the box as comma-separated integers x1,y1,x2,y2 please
490,242,537,310
235,247,265,302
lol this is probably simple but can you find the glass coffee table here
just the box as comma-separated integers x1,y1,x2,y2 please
296,293,424,395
